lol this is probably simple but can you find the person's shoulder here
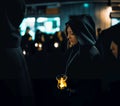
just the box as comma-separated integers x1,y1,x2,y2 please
101,23,120,35
101,28,110,35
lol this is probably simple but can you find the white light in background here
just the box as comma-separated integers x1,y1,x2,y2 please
36,17,60,34
44,21,53,33
54,42,59,48
37,17,47,23
112,18,120,26
23,50,26,55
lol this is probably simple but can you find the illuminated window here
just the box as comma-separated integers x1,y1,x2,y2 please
111,18,120,26
36,17,60,34
19,17,35,39
19,17,60,40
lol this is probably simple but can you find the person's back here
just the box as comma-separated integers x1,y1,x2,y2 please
0,0,35,106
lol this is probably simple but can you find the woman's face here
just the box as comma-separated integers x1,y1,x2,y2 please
66,26,78,47
110,41,118,59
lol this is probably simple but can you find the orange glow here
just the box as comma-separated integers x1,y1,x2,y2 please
56,75,67,90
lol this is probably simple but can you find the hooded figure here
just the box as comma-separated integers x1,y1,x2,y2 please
55,14,102,106
96,23,120,84
0,1,35,106
96,23,120,105
65,14,96,47
64,14,101,79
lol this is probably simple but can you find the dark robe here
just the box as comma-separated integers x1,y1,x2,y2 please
96,23,120,105
0,0,35,106
55,14,103,106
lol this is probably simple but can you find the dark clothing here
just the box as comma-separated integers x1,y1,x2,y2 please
96,22,120,61
0,0,35,106
96,23,120,105
21,33,34,55
0,0,25,48
55,44,102,106
65,44,102,80
65,14,96,46
0,48,34,106
63,44,102,106
96,23,120,84
55,14,103,106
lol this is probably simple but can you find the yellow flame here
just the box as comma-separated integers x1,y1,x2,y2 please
57,76,67,90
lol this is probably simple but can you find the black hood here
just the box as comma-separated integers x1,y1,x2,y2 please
110,23,120,46
0,0,25,48
65,14,96,47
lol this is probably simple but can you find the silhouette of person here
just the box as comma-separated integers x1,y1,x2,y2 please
0,0,35,106
96,22,120,106
21,26,34,55
34,29,49,53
